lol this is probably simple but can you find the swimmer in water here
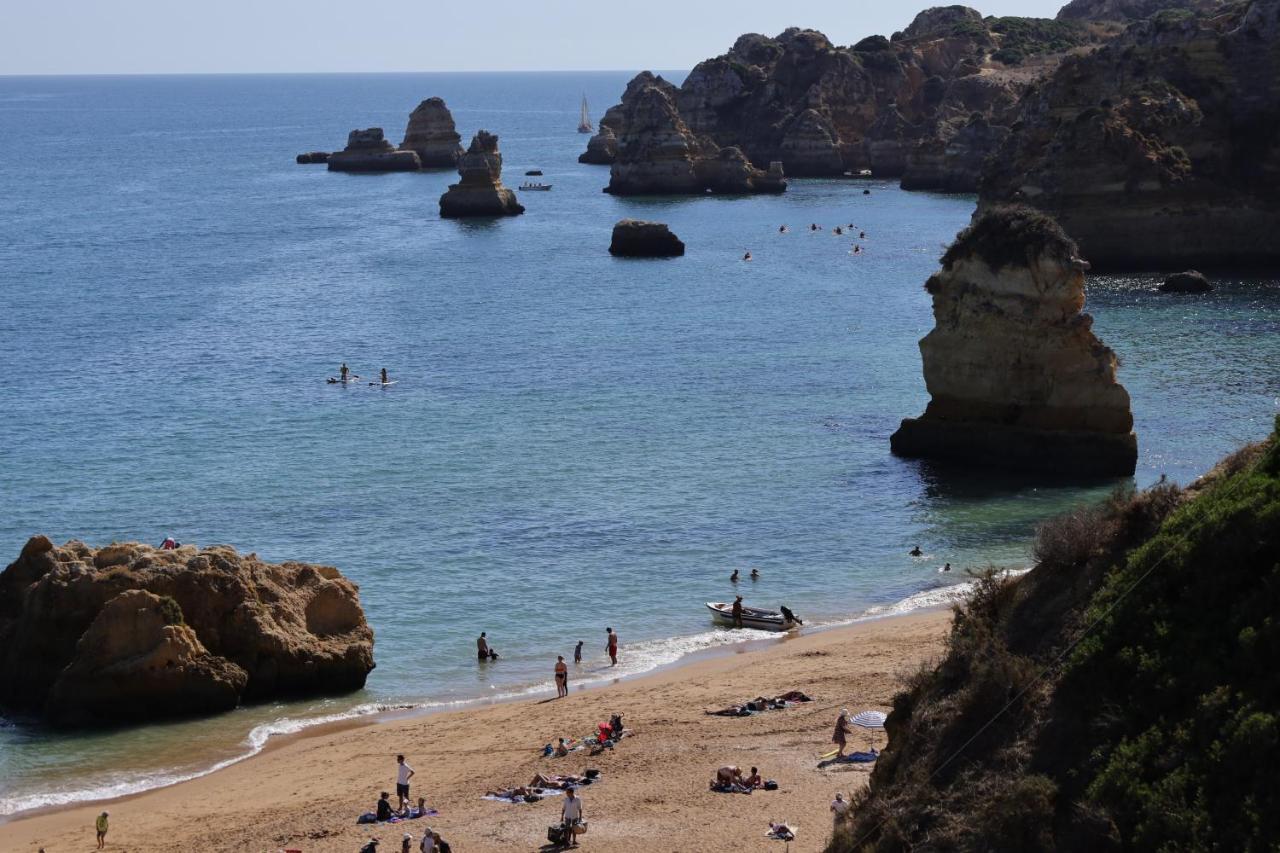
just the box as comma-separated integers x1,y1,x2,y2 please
743,251,752,261
750,568,759,580
942,562,952,572
853,245,862,255
730,569,740,583
860,231,866,238
810,223,819,231
779,225,788,233
909,545,922,557
834,226,844,235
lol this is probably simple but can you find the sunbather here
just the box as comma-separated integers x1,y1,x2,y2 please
485,786,538,800
555,738,570,757
712,765,753,793
531,773,586,790
744,767,763,789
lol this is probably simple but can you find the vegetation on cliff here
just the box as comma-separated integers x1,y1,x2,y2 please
833,420,1280,851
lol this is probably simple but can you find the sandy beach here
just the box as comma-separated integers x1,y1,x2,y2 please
0,611,949,853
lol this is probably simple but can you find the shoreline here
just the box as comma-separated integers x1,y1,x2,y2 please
0,608,953,852
0,573,993,824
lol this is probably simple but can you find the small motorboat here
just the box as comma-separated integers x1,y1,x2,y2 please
525,169,543,176
706,602,797,631
519,182,552,191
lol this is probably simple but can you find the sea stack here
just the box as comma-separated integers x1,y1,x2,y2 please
399,97,464,167
609,219,686,257
438,131,524,218
890,206,1137,476
0,536,376,727
327,128,421,172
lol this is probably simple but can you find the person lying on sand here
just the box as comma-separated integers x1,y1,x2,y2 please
486,785,539,800
531,773,587,790
768,822,796,841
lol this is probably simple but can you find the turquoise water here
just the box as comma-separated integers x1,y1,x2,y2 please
1,72,1277,816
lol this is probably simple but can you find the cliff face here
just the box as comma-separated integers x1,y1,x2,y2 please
399,97,464,167
604,82,786,195
585,12,1094,187
890,206,1137,476
327,128,421,173
438,131,525,217
0,537,375,726
835,423,1280,852
980,0,1280,269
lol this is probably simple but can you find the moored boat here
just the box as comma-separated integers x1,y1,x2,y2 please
519,182,552,191
706,601,797,631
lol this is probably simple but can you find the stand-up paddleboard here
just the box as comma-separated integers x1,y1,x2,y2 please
819,747,840,760
368,380,399,387
327,375,361,384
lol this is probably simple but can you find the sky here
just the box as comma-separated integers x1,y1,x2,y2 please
1,0,1069,75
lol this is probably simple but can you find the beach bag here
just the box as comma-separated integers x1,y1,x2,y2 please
585,768,600,779
764,780,778,791
357,812,378,824
573,820,588,836
547,824,566,844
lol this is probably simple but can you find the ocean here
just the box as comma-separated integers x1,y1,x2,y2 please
0,71,1277,818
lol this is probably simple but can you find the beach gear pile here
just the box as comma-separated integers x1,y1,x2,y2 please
706,691,813,717
356,806,439,825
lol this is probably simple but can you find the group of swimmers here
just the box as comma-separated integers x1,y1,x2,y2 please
728,568,759,582
744,223,870,260
908,545,951,572
477,629,620,700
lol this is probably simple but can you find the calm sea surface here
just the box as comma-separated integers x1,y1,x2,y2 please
1,72,1277,816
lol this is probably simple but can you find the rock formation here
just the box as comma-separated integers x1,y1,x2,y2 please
438,131,525,217
604,81,787,195
979,0,1280,269
1161,270,1213,292
578,125,617,164
399,97,464,167
890,206,1138,476
1057,0,1223,22
0,536,375,727
327,128,421,172
296,151,330,165
902,112,1010,192
585,14,1098,186
608,219,686,257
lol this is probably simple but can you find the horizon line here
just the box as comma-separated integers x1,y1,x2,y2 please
0,68,692,79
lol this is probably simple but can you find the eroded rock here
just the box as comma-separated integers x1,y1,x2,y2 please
439,131,525,217
400,97,464,167
608,219,686,257
327,128,421,173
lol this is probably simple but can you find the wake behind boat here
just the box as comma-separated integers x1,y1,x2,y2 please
706,602,797,631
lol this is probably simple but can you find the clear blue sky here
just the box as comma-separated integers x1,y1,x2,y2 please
1,0,1068,75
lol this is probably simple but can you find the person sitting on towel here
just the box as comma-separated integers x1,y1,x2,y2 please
376,791,394,822
744,767,763,788
609,713,624,739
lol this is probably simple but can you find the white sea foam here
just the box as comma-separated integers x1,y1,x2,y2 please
0,574,1025,818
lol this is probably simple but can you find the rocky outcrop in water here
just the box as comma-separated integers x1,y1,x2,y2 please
979,0,1280,269
578,124,617,164
439,131,525,217
1161,270,1213,292
608,219,686,257
0,536,375,727
605,81,787,195
296,151,330,165
586,14,1096,185
890,207,1138,476
400,97,464,167
327,128,421,172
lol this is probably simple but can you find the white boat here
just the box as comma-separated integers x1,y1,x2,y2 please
520,182,552,191
706,602,797,631
578,94,593,134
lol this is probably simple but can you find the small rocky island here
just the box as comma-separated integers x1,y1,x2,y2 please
609,219,685,257
890,207,1138,476
0,536,375,726
400,97,464,167
439,131,525,218
327,128,421,172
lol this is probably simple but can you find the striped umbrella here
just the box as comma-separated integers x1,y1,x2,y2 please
850,710,887,729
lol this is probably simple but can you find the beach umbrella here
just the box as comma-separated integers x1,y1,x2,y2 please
850,710,887,728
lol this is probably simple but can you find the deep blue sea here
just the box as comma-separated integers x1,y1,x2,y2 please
1,71,1277,816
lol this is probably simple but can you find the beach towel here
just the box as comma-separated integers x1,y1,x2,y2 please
482,788,564,803
842,749,879,763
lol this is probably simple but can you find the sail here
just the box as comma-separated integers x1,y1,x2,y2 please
577,94,593,133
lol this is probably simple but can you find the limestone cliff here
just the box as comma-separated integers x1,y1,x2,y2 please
327,128,421,173
439,131,525,217
585,13,1096,186
0,536,375,726
980,0,1280,269
399,97,464,167
890,207,1137,476
604,82,786,195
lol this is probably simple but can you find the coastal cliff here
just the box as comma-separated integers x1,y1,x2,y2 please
585,12,1097,188
890,206,1137,476
399,97,464,167
327,128,421,172
980,0,1280,269
0,537,375,726
835,422,1280,851
439,131,525,217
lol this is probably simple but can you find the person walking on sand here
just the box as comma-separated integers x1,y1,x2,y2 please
555,655,569,698
732,595,744,629
605,627,618,666
574,640,584,664
477,632,490,661
561,787,584,848
395,754,415,812
833,708,854,758
95,811,109,849
832,791,850,823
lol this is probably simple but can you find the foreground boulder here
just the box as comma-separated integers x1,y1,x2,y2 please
399,97,464,167
327,128,421,173
296,151,330,164
609,220,685,257
0,536,375,727
1161,270,1213,293
439,131,525,218
890,206,1138,476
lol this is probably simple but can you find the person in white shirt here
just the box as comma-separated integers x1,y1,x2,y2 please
395,754,415,812
831,791,850,822
561,787,584,848
418,828,436,853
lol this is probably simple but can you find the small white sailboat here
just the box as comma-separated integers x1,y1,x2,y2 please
577,94,594,134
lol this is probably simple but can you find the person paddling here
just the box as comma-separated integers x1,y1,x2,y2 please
340,362,350,382
380,367,389,384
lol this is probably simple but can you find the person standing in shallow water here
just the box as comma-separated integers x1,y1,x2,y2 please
605,627,618,666
477,632,490,661
555,655,568,698
732,595,744,629
574,640,583,664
